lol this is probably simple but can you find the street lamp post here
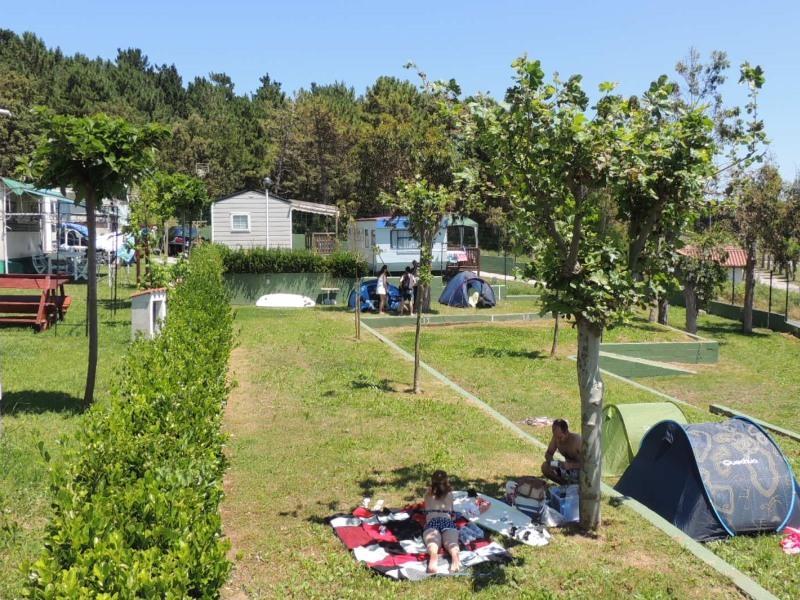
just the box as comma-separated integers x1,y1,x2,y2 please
263,177,273,248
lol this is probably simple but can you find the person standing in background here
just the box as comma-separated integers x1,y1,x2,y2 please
376,265,389,314
411,260,420,314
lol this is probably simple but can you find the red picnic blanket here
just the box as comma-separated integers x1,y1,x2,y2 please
328,504,511,580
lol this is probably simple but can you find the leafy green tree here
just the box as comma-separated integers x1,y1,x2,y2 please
722,163,782,332
475,58,716,530
24,111,168,405
133,171,208,284
156,171,210,225
387,179,454,393
760,180,800,281
0,66,40,175
677,236,729,333
356,76,457,216
282,83,362,206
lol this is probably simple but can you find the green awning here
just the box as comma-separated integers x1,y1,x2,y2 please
1,177,74,204
443,215,478,228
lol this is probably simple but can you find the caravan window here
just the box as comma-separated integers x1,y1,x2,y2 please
462,227,476,247
66,230,80,247
447,226,477,248
390,229,419,250
364,228,369,249
446,226,461,247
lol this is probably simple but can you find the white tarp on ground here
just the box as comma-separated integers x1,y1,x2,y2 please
255,293,315,308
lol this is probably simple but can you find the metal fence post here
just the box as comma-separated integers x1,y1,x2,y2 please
786,277,790,321
767,270,773,328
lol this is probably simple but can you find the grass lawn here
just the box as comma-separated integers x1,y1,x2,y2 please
381,314,800,599
717,280,800,321
221,307,741,599
383,317,708,438
644,306,800,432
0,276,135,598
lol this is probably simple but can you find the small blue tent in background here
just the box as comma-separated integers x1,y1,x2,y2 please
438,271,496,308
615,417,800,541
348,279,402,312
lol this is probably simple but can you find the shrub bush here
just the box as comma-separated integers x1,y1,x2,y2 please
26,245,233,598
219,246,367,278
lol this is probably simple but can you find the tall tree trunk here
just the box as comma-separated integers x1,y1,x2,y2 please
550,312,560,357
354,277,361,340
683,284,698,334
413,283,425,393
84,191,98,406
576,317,603,531
648,302,657,323
657,297,669,325
742,244,756,334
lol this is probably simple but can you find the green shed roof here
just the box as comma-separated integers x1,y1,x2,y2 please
1,177,74,203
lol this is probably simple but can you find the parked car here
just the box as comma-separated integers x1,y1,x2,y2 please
167,226,199,256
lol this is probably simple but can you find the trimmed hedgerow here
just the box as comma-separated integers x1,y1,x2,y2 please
219,246,367,278
26,245,233,598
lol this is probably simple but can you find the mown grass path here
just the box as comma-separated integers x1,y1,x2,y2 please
221,308,740,599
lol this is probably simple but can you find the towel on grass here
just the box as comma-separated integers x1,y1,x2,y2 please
328,504,511,580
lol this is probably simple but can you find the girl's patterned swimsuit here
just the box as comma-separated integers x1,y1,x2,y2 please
426,516,457,532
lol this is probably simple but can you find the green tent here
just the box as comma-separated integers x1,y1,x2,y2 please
602,402,688,477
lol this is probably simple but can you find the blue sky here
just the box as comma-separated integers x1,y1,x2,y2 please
5,0,799,177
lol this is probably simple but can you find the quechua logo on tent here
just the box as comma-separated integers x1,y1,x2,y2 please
721,457,759,467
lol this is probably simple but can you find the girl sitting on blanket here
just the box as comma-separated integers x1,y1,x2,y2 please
423,470,461,573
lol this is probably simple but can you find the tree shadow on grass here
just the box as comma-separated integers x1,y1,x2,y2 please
350,375,398,393
98,298,132,311
1,390,85,415
354,463,516,502
472,347,544,360
310,464,527,592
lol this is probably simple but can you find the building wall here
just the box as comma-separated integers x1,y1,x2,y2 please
268,195,292,248
351,220,456,274
212,191,268,249
212,191,296,249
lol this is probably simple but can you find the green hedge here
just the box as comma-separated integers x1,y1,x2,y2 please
26,246,233,598
219,246,367,278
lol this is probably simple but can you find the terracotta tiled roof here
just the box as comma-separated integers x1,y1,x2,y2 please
677,245,748,268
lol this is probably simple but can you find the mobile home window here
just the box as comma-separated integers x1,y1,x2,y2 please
231,214,250,232
364,228,369,249
390,229,419,249
462,227,476,247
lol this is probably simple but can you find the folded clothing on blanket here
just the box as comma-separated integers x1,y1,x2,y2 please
328,504,511,580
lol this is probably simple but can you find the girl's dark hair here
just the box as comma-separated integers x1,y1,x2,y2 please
430,470,452,499
379,265,388,274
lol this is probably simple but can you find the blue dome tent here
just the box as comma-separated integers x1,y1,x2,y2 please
348,279,402,312
615,417,800,541
438,271,496,308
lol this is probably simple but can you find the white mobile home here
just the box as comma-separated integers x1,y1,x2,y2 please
0,177,66,273
211,190,339,251
347,215,480,275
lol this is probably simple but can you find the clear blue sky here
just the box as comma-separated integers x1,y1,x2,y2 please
6,0,799,178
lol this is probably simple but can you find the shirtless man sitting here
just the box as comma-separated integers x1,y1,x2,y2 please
541,418,582,485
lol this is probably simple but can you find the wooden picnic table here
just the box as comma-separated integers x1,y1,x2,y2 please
0,274,72,332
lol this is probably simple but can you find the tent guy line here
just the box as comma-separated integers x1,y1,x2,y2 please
360,321,777,600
